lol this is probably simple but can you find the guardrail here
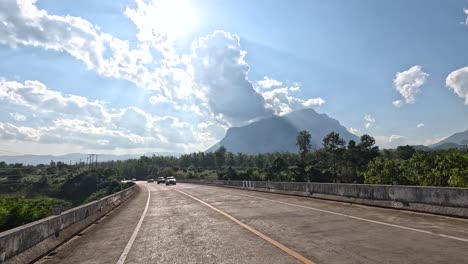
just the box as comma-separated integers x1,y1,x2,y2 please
179,179,468,218
0,183,136,264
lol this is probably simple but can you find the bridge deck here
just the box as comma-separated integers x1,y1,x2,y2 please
36,183,468,264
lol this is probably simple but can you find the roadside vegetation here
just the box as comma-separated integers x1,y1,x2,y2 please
1,131,466,232
0,162,130,232
106,131,468,188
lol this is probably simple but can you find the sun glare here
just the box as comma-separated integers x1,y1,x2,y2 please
149,0,197,38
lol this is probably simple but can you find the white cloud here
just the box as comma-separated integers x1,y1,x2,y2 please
464,8,468,25
364,114,375,123
393,65,429,105
349,127,361,136
0,79,205,151
10,113,26,121
188,30,273,123
124,0,195,67
257,77,283,89
392,100,403,108
289,86,301,92
416,123,425,128
196,121,228,147
446,67,468,104
375,135,407,149
364,114,376,129
261,87,325,115
149,95,170,105
0,0,153,87
0,1,332,153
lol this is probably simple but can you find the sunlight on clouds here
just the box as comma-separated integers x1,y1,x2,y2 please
393,65,428,105
446,66,468,104
125,0,198,40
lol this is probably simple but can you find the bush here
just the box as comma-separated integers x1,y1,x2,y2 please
0,196,65,232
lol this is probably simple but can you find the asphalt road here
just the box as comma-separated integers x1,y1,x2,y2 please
36,182,468,264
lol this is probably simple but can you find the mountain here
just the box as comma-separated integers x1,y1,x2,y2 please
430,130,468,149
208,108,359,154
0,152,179,165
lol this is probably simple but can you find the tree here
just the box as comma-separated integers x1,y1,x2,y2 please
323,132,346,152
214,146,227,169
395,145,416,160
363,157,405,185
267,157,288,181
226,166,238,180
296,130,312,160
226,152,235,167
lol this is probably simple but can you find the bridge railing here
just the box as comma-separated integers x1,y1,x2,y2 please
179,179,468,218
0,183,136,264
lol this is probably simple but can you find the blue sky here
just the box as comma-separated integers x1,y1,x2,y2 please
0,0,467,155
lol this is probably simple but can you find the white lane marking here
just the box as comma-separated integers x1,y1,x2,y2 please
237,192,468,243
185,184,468,244
116,185,151,264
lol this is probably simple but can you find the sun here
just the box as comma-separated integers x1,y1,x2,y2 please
147,0,198,39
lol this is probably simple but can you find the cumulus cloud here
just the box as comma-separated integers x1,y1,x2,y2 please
0,79,203,151
446,67,468,104
364,114,376,129
393,65,429,105
349,127,361,136
196,121,228,147
0,79,109,122
0,0,154,87
261,87,325,115
257,77,283,89
464,8,468,25
188,30,273,123
416,123,425,128
0,1,331,153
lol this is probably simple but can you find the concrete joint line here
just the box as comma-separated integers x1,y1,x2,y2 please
175,189,316,264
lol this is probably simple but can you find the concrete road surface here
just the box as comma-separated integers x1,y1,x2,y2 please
36,182,468,264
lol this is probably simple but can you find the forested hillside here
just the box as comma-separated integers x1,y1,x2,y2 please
106,131,468,188
0,163,130,232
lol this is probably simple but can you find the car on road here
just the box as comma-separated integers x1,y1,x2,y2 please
147,178,154,183
166,176,176,185
131,178,136,181
157,177,165,184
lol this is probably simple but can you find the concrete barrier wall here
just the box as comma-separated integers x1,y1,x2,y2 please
179,180,468,218
0,184,136,264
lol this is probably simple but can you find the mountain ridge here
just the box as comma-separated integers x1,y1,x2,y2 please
208,108,359,154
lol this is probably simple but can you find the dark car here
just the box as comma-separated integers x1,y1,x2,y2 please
147,178,154,183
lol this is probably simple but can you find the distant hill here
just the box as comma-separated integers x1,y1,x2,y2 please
0,152,179,166
208,108,359,154
430,129,468,149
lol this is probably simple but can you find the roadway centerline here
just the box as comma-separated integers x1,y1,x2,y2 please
174,188,316,264
214,188,468,244
116,184,151,264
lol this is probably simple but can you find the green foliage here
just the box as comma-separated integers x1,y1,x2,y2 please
0,196,71,232
296,130,312,160
362,150,468,187
363,157,405,185
214,146,227,169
